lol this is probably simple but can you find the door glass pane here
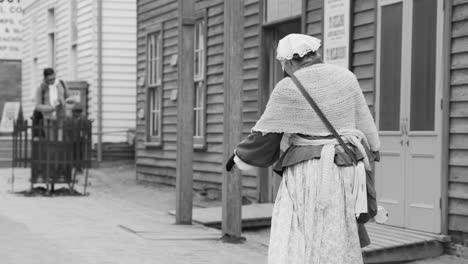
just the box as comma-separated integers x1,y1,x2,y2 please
410,0,437,131
379,3,403,131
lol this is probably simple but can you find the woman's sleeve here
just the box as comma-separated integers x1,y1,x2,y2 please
234,132,283,168
353,77,380,152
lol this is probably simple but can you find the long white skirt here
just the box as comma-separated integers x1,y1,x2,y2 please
268,159,363,264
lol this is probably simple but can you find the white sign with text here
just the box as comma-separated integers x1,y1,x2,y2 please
0,102,20,133
0,0,23,60
323,0,350,68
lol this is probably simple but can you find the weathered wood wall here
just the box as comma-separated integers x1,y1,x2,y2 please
136,0,179,182
22,0,136,144
101,0,137,142
135,0,379,201
241,0,263,197
135,0,259,198
351,0,377,113
448,0,468,244
305,0,376,109
305,0,323,39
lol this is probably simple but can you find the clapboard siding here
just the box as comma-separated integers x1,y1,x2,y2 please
449,1,468,241
191,0,231,191
239,0,262,183
135,0,258,197
136,0,179,180
54,1,70,81
23,0,137,146
351,0,377,112
20,10,34,118
22,0,75,118
305,0,323,38
303,0,376,111
242,0,261,136
76,0,96,139
101,0,137,142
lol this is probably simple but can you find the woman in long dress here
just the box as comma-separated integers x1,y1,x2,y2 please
229,34,380,264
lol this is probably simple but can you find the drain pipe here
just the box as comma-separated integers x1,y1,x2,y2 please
97,0,103,163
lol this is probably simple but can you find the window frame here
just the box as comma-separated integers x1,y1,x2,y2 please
193,11,208,150
145,24,164,146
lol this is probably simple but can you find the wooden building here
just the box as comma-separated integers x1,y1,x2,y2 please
21,0,137,160
136,0,468,247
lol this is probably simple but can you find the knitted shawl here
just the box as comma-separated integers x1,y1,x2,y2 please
252,62,380,152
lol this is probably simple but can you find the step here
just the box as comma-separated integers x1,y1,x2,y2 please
171,203,449,263
362,223,449,263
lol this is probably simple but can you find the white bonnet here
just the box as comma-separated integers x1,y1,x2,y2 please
276,34,321,67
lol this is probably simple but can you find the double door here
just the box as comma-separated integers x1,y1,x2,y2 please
375,0,444,233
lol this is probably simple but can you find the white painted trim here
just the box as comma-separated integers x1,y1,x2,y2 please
379,131,402,136
380,0,402,6
375,2,382,131
435,0,446,234
408,131,439,137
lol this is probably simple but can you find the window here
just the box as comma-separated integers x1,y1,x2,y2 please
69,0,78,79
70,45,78,80
409,0,437,131
379,3,402,131
70,0,78,43
148,32,162,86
31,16,37,58
149,87,161,138
47,8,56,68
146,30,163,143
31,16,38,94
193,17,206,148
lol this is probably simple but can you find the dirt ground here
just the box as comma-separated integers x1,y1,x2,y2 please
92,161,468,264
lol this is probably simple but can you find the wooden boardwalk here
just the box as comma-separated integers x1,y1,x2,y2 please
169,203,273,228
170,203,450,263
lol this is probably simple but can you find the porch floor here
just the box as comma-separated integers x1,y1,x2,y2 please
169,203,450,263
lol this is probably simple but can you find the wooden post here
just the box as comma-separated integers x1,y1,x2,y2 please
440,0,453,236
176,0,195,224
222,0,244,242
257,24,273,203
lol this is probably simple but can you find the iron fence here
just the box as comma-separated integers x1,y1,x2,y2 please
11,116,92,194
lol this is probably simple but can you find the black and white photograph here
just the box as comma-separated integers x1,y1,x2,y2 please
0,0,467,263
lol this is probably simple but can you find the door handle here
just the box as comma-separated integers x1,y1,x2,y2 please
401,118,409,136
401,120,407,136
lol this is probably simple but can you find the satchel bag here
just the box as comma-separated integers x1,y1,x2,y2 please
284,65,378,224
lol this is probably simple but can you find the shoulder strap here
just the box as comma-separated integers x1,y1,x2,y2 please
284,66,358,165
41,83,46,104
59,80,69,98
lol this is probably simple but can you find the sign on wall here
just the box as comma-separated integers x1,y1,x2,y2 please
323,0,350,68
0,0,23,60
0,102,20,133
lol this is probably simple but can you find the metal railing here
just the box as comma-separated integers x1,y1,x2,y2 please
11,116,92,194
